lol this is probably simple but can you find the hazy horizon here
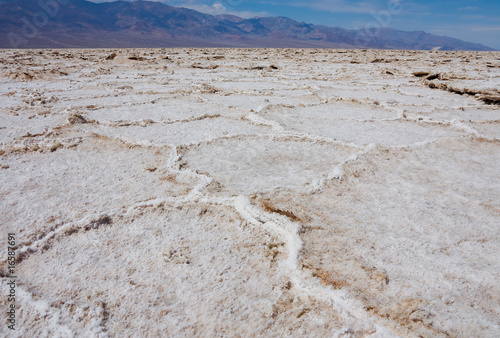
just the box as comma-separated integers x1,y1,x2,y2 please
87,0,500,50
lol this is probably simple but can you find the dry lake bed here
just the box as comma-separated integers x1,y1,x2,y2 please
1,48,499,337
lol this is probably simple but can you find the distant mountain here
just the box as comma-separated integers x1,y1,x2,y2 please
0,0,494,50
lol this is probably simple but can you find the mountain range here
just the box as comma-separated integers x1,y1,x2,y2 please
0,0,495,50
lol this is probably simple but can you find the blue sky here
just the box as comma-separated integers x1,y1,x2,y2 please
90,0,500,49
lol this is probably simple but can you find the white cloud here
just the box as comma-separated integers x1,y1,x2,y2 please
87,0,269,18
168,1,269,18
183,3,227,15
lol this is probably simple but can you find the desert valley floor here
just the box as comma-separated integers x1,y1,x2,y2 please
1,48,499,337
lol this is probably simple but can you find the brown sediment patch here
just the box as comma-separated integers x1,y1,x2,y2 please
479,95,500,105
427,81,500,105
480,203,500,215
364,298,451,337
260,200,302,222
160,174,177,183
67,113,90,125
412,71,430,77
128,56,145,61
315,268,350,289
191,63,219,69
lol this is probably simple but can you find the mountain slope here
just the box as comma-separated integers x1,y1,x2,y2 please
0,0,494,50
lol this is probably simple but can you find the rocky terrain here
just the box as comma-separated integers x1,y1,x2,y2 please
0,48,499,337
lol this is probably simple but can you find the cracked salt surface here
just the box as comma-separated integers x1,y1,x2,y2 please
1,48,499,337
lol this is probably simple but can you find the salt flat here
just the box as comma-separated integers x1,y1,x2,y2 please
0,48,499,337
